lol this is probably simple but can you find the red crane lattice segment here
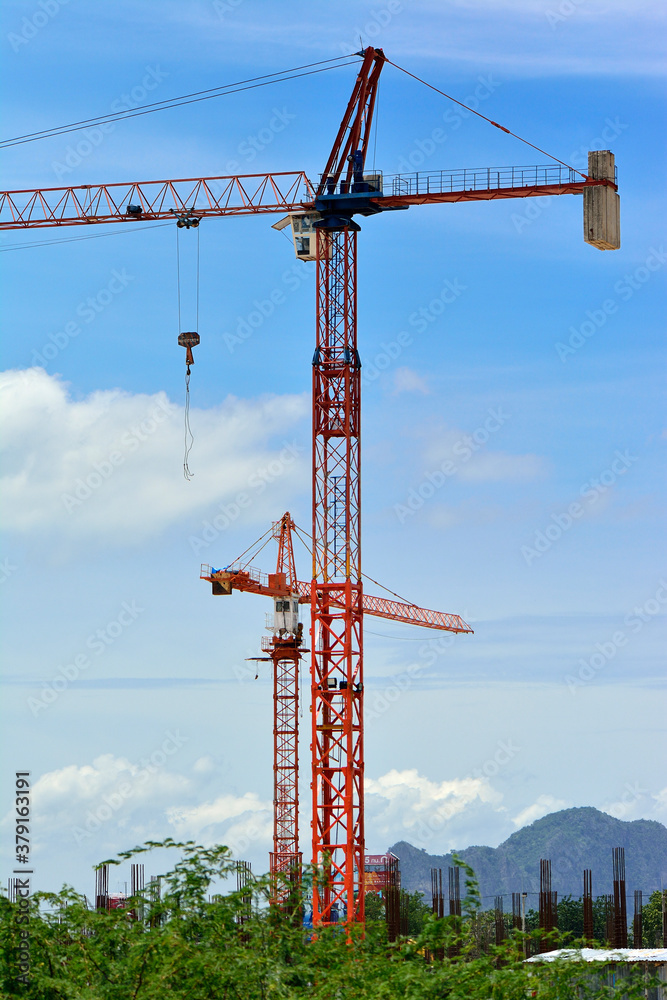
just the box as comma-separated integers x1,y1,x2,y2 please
273,512,298,590
0,166,617,231
310,227,364,927
315,589,473,634
269,638,301,907
377,162,616,206
265,514,302,906
0,171,314,229
316,47,385,196
200,566,473,634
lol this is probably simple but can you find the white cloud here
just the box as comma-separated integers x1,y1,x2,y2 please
0,368,308,543
365,768,500,844
166,791,273,854
166,791,270,839
2,754,190,836
2,751,274,861
457,451,544,483
420,423,545,485
193,756,215,774
512,794,569,828
601,784,667,822
393,367,430,396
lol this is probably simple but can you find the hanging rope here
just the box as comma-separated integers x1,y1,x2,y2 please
183,365,195,481
176,222,201,481
176,226,182,331
196,225,200,329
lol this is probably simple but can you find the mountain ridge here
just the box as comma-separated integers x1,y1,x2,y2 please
389,807,667,902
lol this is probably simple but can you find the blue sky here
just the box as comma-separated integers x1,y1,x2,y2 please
1,0,665,900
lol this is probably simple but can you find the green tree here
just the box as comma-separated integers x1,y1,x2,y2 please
403,889,430,936
642,889,667,947
364,891,384,922
0,840,660,999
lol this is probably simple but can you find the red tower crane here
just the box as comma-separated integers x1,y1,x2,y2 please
200,512,472,909
1,47,620,927
206,512,306,907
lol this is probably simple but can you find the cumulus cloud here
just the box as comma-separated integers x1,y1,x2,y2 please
166,792,269,838
365,768,500,847
512,794,569,828
165,791,273,854
0,753,190,839
2,751,273,861
0,368,308,543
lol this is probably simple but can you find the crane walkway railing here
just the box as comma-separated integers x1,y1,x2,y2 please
385,163,600,198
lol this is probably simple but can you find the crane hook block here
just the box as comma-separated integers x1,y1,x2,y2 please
178,331,200,366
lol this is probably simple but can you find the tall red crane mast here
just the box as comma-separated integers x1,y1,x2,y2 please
2,48,620,927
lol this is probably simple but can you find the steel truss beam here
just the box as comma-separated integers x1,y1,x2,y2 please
0,171,313,229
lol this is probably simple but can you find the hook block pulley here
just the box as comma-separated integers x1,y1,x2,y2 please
178,331,200,367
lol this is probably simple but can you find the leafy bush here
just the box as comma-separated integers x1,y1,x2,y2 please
0,840,660,999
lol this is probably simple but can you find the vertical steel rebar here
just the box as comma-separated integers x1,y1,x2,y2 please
612,847,628,948
583,869,594,944
633,889,643,948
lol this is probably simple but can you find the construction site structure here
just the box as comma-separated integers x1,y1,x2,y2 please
201,513,472,914
1,46,621,928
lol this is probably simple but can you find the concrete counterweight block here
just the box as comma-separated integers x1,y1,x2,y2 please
584,149,620,250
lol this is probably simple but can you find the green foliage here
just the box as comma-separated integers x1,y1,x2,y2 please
403,890,430,935
554,894,610,944
0,840,661,999
364,889,430,936
642,889,667,947
364,890,385,922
